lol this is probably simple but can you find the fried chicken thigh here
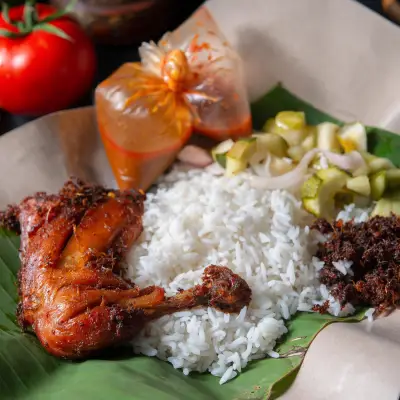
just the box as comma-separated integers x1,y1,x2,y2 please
1,180,251,359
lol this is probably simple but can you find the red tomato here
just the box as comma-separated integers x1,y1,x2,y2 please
0,3,96,116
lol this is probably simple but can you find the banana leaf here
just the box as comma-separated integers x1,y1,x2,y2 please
1,84,398,400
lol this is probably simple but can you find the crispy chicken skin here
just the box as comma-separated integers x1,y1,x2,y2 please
1,179,251,359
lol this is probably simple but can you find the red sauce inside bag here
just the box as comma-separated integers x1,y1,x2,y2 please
95,8,251,190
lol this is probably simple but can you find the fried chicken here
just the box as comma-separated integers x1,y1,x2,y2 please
1,179,251,359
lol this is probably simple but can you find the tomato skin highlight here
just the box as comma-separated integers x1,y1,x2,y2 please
0,3,96,116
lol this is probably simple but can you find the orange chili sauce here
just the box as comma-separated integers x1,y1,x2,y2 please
96,63,193,191
99,124,192,191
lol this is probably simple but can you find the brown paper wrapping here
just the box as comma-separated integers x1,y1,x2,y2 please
0,107,114,207
1,0,400,398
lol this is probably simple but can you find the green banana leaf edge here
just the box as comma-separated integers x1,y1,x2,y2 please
2,84,396,400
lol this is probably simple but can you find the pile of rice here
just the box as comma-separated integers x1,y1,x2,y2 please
126,165,363,384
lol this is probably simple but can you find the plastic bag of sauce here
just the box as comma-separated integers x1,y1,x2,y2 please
95,8,251,191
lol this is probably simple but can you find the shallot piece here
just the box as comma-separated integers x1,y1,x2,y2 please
177,145,213,168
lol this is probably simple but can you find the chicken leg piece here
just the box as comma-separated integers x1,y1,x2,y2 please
1,179,251,359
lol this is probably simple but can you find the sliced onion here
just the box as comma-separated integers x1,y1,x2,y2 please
250,153,272,177
251,148,318,189
323,150,367,172
250,154,294,178
251,149,367,190
270,157,294,176
177,145,213,168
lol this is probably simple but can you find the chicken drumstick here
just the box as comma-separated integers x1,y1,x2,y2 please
1,179,251,359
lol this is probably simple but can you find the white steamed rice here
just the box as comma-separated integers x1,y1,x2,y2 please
125,165,360,384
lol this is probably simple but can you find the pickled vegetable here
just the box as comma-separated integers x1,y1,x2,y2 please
263,111,307,146
368,157,395,174
225,158,247,177
371,198,400,217
262,118,278,134
337,122,367,152
346,176,371,197
225,138,257,177
316,122,341,152
275,111,306,130
303,197,323,217
251,133,288,158
370,171,387,201
301,129,316,151
278,130,307,147
301,167,348,219
316,167,349,181
301,175,321,198
287,145,306,162
212,139,235,168
253,111,400,218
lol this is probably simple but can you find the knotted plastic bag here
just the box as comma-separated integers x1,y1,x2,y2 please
95,8,251,191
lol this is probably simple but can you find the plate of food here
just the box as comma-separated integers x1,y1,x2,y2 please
1,1,400,400
1,82,400,399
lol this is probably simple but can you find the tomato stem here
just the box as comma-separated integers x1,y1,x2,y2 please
23,0,37,31
0,0,77,40
1,3,10,24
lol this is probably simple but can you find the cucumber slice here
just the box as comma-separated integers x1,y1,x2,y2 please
303,197,325,217
371,198,392,217
251,133,288,158
214,154,227,168
346,176,371,197
371,198,400,217
227,138,256,159
301,175,322,198
361,152,375,163
277,129,307,147
385,169,400,189
370,171,387,201
225,138,257,177
337,122,367,152
302,169,348,219
368,157,395,174
361,152,394,174
262,118,279,134
211,139,234,168
386,200,400,215
385,199,400,215
318,172,348,197
275,111,306,130
266,111,307,147
301,129,316,152
316,167,349,182
225,158,247,177
316,122,341,152
287,145,306,162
